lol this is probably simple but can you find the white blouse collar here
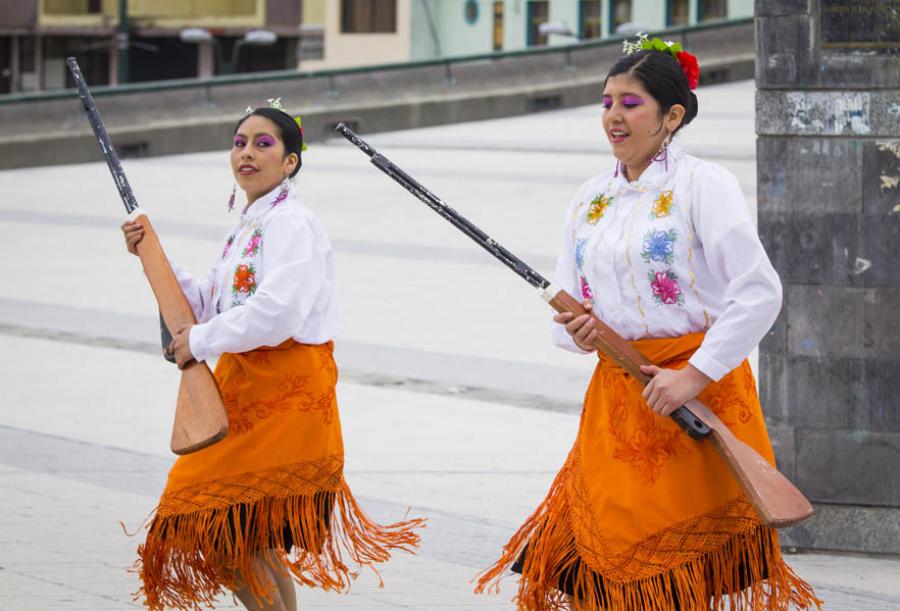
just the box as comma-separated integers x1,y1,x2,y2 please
612,141,685,193
242,180,294,219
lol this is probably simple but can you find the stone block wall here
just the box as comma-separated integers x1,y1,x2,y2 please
755,0,900,553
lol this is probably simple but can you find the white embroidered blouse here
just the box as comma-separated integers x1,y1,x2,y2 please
552,142,782,382
171,181,340,363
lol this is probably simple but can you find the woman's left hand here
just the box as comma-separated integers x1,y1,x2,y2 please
639,364,711,416
168,324,195,369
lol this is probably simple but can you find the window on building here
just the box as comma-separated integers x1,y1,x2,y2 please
493,1,504,51
464,0,479,25
667,0,690,26
0,39,7,94
87,0,102,13
340,0,397,33
699,0,727,22
579,1,602,40
611,0,632,33
298,29,325,61
18,36,38,91
527,1,549,47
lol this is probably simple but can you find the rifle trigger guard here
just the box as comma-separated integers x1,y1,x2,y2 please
671,406,712,440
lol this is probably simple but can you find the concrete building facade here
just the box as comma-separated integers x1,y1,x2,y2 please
1,1,757,90
0,0,304,92
301,0,755,69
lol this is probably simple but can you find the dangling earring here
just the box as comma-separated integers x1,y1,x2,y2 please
271,176,291,207
650,134,671,171
226,183,236,212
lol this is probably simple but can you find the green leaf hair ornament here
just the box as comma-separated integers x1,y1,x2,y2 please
622,32,682,58
621,32,700,90
295,115,309,152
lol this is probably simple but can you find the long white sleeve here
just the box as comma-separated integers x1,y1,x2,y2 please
687,163,783,381
169,260,215,323
552,185,593,355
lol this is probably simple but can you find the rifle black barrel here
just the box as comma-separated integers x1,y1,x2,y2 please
66,57,139,214
335,123,711,442
335,123,550,290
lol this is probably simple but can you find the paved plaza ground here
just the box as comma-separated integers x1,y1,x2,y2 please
1,80,899,609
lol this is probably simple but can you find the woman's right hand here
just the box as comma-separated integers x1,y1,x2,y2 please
121,220,144,256
553,300,598,352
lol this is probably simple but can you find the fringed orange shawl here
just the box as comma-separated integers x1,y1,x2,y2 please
477,332,821,610
137,341,424,610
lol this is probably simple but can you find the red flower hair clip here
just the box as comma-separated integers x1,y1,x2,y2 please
623,33,701,90
676,51,700,90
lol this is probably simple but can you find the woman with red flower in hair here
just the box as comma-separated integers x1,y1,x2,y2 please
476,37,821,610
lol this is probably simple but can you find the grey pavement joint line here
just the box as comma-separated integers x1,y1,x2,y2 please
0,320,581,414
0,296,588,413
0,208,559,270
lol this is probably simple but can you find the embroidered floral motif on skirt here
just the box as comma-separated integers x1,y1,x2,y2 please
476,332,821,610
136,341,424,610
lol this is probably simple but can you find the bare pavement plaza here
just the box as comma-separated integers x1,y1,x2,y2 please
1,80,899,609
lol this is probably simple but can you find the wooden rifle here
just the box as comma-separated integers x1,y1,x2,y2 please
336,123,812,528
67,58,228,455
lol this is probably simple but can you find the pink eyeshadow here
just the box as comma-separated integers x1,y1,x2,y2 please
622,95,645,106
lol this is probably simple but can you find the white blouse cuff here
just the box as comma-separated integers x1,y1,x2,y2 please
189,324,212,363
687,349,731,383
552,324,594,355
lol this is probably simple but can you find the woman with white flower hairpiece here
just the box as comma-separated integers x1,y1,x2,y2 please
122,99,423,610
476,36,821,610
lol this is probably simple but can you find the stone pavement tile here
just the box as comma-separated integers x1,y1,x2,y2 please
290,553,519,610
0,569,140,609
0,456,520,610
786,551,900,598
0,467,148,609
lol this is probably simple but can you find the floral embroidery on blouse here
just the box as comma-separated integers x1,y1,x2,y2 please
641,229,677,265
221,234,235,259
575,237,588,270
650,190,675,218
586,193,613,224
648,270,684,306
232,263,257,302
579,276,594,301
242,227,262,258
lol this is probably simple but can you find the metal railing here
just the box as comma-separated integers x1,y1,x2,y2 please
0,17,751,106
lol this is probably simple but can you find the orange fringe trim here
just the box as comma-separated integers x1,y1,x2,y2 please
136,479,425,610
475,464,822,611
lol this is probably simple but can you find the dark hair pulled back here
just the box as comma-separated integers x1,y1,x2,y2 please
605,50,699,135
234,107,304,178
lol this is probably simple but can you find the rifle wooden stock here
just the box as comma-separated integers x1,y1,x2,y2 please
66,57,227,456
130,210,229,455
546,287,813,528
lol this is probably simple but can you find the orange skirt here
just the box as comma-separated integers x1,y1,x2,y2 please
136,341,424,610
477,332,820,610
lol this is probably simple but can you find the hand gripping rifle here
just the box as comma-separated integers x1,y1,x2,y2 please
67,58,228,455
336,123,812,528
